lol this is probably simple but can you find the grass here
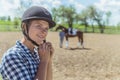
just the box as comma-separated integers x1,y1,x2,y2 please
0,20,13,25
0,19,120,34
60,24,120,34
0,23,120,34
77,25,120,34
0,20,21,32
0,25,21,32
0,76,2,80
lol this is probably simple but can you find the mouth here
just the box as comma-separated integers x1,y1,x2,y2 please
37,35,45,40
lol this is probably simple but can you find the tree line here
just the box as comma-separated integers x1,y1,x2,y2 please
52,5,113,33
0,4,120,33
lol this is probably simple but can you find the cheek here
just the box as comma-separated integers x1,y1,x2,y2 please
28,28,36,38
45,32,48,36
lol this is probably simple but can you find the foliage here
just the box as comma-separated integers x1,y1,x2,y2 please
0,20,13,25
52,5,76,28
0,19,21,31
0,4,119,34
52,5,112,33
0,25,21,31
0,76,2,80
13,17,21,29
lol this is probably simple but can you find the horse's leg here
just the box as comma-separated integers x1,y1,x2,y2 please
65,36,69,48
77,33,84,48
77,36,81,48
81,34,84,48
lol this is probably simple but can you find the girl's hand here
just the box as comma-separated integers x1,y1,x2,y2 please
38,42,54,63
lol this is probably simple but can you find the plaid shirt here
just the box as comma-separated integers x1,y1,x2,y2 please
0,41,40,80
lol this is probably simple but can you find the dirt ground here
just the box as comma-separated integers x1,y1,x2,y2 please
0,32,120,80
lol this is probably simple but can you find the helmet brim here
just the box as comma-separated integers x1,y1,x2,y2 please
22,17,56,28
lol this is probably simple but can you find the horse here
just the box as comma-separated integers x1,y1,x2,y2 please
56,25,84,48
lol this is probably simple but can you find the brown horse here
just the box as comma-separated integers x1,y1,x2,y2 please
56,25,84,48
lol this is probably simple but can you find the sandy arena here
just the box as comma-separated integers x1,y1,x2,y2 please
0,32,120,80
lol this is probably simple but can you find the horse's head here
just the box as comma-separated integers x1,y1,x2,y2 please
56,25,65,31
56,25,68,33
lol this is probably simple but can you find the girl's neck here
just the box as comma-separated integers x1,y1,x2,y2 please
21,38,35,53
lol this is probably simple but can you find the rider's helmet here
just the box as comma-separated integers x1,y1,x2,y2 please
21,6,56,46
22,6,56,28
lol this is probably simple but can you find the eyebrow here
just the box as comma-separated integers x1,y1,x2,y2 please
36,24,49,29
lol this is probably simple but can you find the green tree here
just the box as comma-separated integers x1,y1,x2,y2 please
52,5,76,28
106,11,111,26
51,8,59,24
13,17,20,29
86,5,105,33
76,10,89,32
0,16,6,21
87,5,97,33
8,16,11,21
95,10,105,33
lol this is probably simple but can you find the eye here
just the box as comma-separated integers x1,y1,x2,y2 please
36,26,48,32
43,28,48,32
36,25,41,29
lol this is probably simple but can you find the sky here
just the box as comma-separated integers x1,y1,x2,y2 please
0,0,120,26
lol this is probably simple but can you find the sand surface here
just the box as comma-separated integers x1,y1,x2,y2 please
0,32,120,80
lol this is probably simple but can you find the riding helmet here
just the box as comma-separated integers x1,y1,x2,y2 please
22,6,56,28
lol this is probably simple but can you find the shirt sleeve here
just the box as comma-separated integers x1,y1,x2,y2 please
1,53,32,80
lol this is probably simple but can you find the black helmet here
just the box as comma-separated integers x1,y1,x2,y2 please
22,6,56,28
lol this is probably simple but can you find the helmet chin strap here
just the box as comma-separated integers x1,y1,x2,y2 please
22,21,46,47
21,21,41,47
23,31,39,47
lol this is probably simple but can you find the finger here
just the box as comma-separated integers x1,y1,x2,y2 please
46,42,52,45
39,44,46,53
47,43,52,54
46,42,52,49
42,43,46,50
41,43,50,54
46,42,54,53
50,47,54,52
50,47,54,55
47,44,51,53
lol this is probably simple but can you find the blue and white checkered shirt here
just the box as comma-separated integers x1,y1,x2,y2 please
0,41,40,80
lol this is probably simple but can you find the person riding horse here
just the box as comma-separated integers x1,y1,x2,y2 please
56,25,84,48
68,26,73,35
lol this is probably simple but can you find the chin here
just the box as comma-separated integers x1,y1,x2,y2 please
37,40,44,44
36,42,42,45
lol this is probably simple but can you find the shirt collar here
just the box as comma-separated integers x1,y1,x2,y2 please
16,40,38,57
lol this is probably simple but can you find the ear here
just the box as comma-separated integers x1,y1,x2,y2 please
21,23,27,33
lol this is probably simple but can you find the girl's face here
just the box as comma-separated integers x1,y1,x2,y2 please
28,20,49,45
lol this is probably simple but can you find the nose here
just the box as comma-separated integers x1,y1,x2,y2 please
39,29,48,37
40,29,48,34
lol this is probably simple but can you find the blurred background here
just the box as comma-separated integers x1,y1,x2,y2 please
0,0,120,80
0,0,120,34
